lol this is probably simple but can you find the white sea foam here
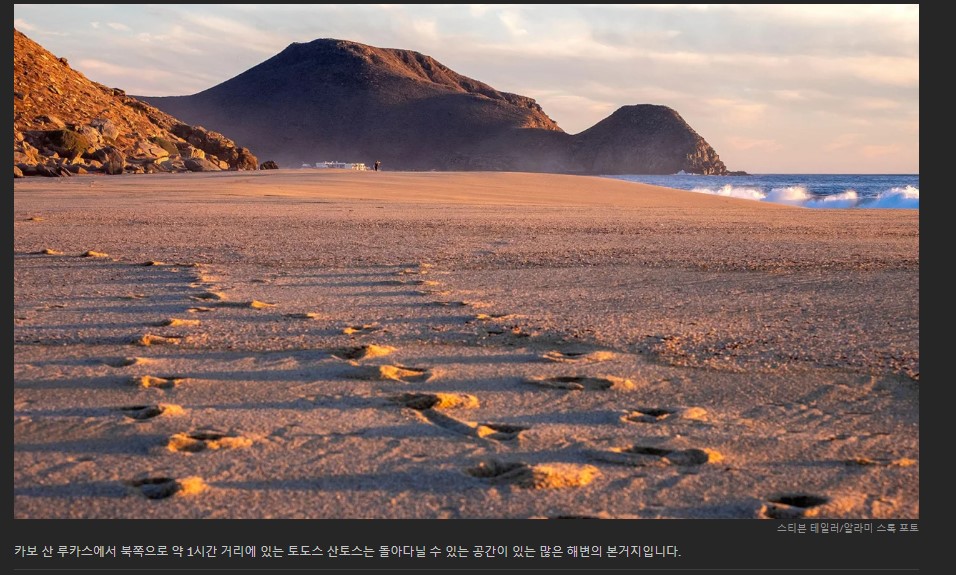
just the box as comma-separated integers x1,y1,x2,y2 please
688,184,918,209
862,185,920,209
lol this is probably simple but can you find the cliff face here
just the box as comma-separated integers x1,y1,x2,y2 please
13,28,258,178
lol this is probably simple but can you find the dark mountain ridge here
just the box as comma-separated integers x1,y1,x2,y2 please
143,38,732,175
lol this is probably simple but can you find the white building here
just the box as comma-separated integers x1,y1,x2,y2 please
315,161,367,170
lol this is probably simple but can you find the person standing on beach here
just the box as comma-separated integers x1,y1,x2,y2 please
374,160,381,172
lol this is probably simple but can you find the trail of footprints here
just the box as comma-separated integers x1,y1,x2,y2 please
323,261,748,505
20,251,273,498
96,255,270,498
31,249,833,513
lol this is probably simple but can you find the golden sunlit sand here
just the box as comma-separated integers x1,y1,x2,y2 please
13,169,918,519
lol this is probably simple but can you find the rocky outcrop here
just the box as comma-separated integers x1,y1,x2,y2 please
570,105,728,175
13,28,259,178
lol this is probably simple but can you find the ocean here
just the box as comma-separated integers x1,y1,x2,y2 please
603,173,919,210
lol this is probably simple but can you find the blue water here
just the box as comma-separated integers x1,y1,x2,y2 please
604,173,919,210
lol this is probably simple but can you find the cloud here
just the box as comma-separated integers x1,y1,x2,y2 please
409,18,440,42
176,12,289,55
14,18,36,31
107,22,130,32
497,9,529,37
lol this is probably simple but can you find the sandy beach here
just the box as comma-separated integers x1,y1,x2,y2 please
13,169,918,519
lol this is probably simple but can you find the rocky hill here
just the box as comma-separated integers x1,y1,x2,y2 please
570,105,728,175
141,38,564,172
14,28,259,178
15,30,736,177
143,38,732,175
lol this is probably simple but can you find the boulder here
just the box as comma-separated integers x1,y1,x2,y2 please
183,157,222,172
129,139,170,161
93,146,126,175
90,118,120,141
236,147,259,170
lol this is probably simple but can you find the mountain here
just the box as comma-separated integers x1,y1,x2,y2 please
143,38,731,175
14,28,259,178
570,105,728,175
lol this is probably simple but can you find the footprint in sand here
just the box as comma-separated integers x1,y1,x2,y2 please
465,459,600,489
486,326,531,338
415,289,452,297
342,324,382,335
191,291,228,302
398,263,433,272
80,250,109,258
130,375,187,389
153,318,201,328
121,293,148,300
187,307,214,313
390,392,480,410
134,334,182,346
127,476,206,499
284,312,321,320
621,406,708,424
475,423,529,441
590,444,724,467
524,375,635,391
347,364,435,383
332,344,396,361
215,300,275,309
408,409,529,442
104,357,152,368
430,301,473,308
117,404,184,420
542,350,616,364
760,494,831,519
188,271,219,284
167,430,253,453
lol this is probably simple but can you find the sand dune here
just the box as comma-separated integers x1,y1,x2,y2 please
13,170,918,519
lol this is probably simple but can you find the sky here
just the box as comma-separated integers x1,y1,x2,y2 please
13,4,919,174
